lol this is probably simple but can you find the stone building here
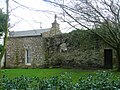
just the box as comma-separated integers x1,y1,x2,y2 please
4,15,61,68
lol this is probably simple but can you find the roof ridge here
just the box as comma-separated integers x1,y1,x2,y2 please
9,28,50,37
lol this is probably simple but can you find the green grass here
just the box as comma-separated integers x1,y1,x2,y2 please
1,68,120,83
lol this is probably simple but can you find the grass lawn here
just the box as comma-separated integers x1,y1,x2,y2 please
1,68,120,83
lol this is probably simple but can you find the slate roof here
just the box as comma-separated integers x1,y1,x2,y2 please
9,28,50,37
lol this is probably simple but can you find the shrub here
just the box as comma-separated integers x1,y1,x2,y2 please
1,71,120,90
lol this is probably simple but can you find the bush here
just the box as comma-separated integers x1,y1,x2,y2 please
1,71,120,90
48,49,103,69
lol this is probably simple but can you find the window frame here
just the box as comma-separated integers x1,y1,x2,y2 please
25,48,31,65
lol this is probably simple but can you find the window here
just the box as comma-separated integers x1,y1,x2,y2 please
25,49,31,65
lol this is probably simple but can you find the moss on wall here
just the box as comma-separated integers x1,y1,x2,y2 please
44,30,109,69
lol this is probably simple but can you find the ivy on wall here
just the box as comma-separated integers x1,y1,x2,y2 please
43,30,107,68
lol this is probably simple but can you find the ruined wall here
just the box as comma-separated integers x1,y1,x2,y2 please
6,36,45,68
43,31,108,69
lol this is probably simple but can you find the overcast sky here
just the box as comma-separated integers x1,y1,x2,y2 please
0,0,71,33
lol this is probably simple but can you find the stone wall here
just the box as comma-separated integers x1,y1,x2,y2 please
6,36,45,68
5,15,63,68
43,31,107,69
5,29,117,69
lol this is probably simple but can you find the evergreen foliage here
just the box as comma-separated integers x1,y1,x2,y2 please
0,12,6,35
1,71,120,90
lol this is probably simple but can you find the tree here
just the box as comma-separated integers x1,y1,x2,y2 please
0,9,7,58
0,10,6,35
43,0,120,71
0,0,9,68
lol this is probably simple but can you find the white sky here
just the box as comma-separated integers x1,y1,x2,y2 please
0,0,71,33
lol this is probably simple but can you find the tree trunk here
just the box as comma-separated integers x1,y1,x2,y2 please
117,48,120,71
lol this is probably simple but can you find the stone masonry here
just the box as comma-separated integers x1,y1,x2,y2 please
6,36,45,68
4,15,61,68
